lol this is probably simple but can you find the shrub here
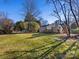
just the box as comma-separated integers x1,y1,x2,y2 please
71,28,79,34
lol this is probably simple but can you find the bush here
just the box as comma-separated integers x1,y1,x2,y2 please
28,22,40,32
71,28,79,34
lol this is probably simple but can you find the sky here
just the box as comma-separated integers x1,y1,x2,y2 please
0,0,57,24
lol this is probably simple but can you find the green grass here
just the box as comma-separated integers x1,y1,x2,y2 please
0,33,78,59
72,28,79,34
0,33,59,53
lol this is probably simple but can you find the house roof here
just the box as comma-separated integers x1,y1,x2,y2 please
41,24,49,27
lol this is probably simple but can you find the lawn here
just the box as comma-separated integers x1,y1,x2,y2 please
0,33,78,59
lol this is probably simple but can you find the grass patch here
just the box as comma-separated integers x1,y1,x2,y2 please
0,33,78,59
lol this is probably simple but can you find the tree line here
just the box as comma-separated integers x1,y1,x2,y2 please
0,0,49,34
0,0,79,36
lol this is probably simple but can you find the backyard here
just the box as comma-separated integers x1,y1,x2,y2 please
0,33,78,59
0,0,79,59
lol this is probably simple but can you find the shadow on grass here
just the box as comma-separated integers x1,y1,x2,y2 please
24,33,62,40
0,51,36,59
0,36,69,59
56,41,77,59
36,37,68,59
21,33,53,40
0,39,60,59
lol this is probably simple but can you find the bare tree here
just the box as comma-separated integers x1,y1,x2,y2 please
22,0,40,20
47,0,71,36
22,0,41,32
69,0,79,27
58,0,71,36
39,17,48,26
0,11,13,34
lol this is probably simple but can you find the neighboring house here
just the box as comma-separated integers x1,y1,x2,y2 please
39,25,48,32
40,23,63,33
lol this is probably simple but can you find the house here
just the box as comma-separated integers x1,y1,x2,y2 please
40,23,63,33
39,25,48,32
